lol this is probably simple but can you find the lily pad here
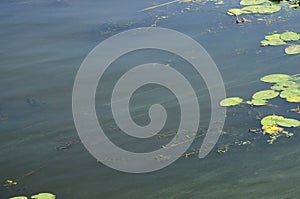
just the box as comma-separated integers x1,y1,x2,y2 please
240,0,267,6
252,90,279,100
31,193,56,199
246,99,268,106
265,33,281,40
277,118,300,127
260,74,291,83
271,81,299,90
10,197,28,199
261,115,284,126
220,97,243,107
280,31,300,42
227,8,244,16
242,5,281,14
287,96,300,102
280,89,300,98
285,45,300,55
260,39,286,46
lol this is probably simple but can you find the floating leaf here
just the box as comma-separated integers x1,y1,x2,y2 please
265,33,281,40
227,8,244,16
260,39,286,46
240,0,267,5
285,45,300,55
220,97,243,107
31,193,56,199
280,89,300,98
261,115,284,126
262,125,284,134
252,90,279,100
280,31,300,42
271,81,299,91
287,96,300,102
246,99,268,106
277,118,300,127
242,5,281,14
10,197,28,199
260,74,291,83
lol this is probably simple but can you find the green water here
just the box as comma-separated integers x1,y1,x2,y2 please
1,0,300,198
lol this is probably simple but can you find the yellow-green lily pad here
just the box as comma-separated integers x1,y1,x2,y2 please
252,90,279,100
271,81,299,90
260,39,286,46
287,96,300,102
227,8,244,16
220,97,243,107
265,33,281,40
246,99,268,106
280,31,300,42
277,118,300,127
242,5,281,14
285,45,300,55
260,74,291,83
10,197,28,199
261,115,284,126
31,193,56,199
280,89,300,98
240,0,267,6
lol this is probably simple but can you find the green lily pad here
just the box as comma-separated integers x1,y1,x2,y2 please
280,89,300,98
287,96,300,102
271,81,299,90
240,0,267,6
31,193,55,199
265,33,281,40
261,115,284,126
242,5,281,14
285,45,300,55
280,31,300,42
10,197,28,199
260,39,286,46
220,97,243,107
277,118,300,127
227,8,244,16
252,90,279,100
260,74,291,83
246,99,268,106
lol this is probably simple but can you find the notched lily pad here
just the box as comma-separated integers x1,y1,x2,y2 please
220,97,243,107
261,115,284,126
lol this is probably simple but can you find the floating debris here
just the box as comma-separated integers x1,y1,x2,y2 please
3,179,17,187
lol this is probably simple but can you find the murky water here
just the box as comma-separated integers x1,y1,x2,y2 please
1,0,300,198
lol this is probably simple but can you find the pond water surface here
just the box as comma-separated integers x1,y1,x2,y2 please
1,0,300,198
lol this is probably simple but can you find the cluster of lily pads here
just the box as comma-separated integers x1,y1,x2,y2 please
9,193,55,199
227,0,281,17
220,73,300,143
260,31,300,54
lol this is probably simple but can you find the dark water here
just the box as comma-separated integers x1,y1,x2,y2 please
1,0,300,198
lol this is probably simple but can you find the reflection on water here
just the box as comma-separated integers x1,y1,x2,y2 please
1,0,300,198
